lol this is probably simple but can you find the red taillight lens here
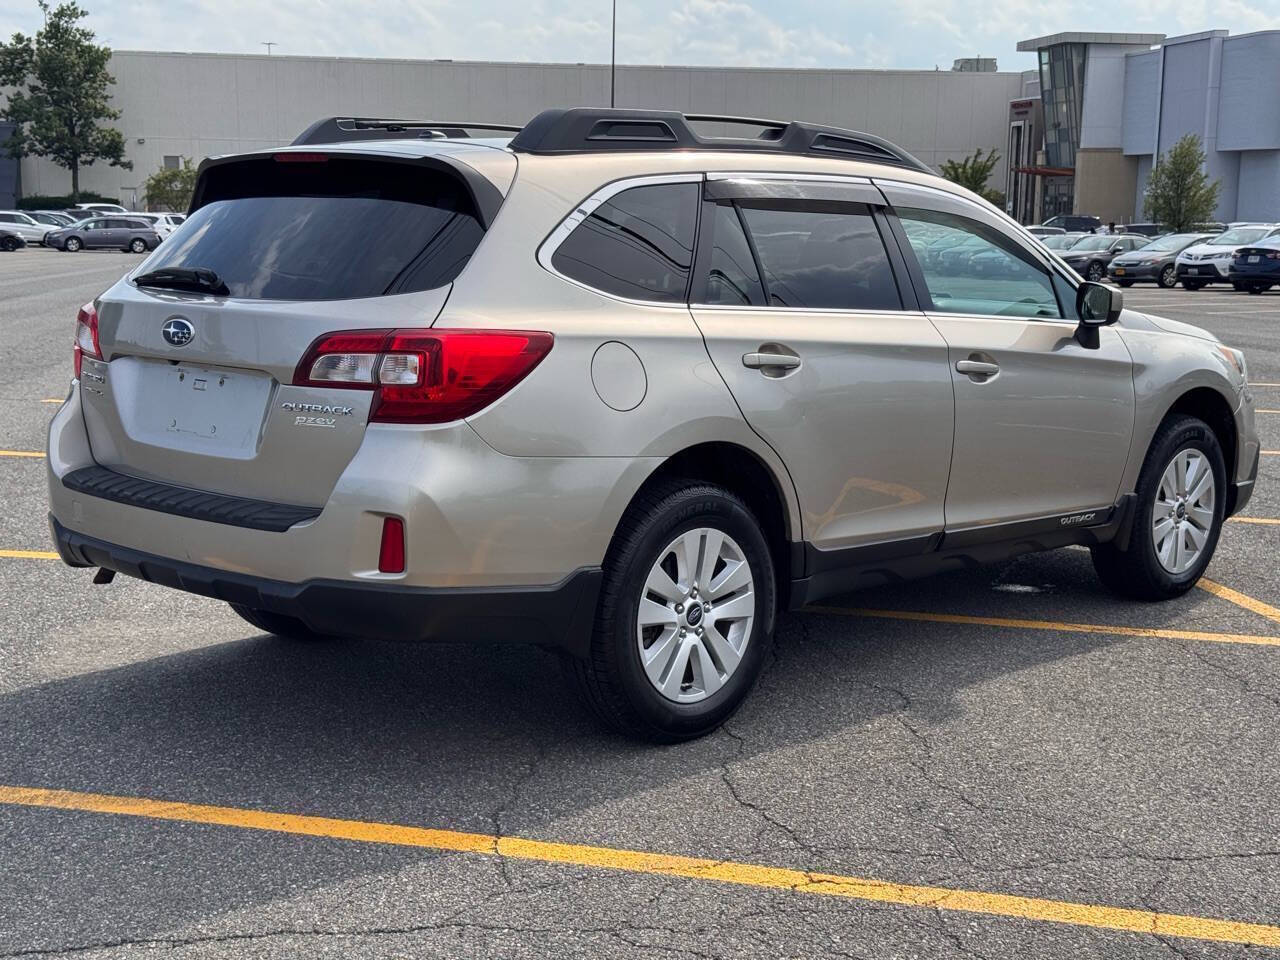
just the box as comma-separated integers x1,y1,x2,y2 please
378,516,406,574
73,301,101,378
293,329,554,424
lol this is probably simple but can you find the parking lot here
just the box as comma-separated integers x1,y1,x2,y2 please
2,247,1280,958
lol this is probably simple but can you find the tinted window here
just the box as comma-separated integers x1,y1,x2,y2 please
139,157,484,300
898,207,1062,319
123,219,150,229
0,215,15,223
703,204,765,306
552,183,698,302
736,203,900,310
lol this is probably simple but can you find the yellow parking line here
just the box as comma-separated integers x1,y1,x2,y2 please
0,549,59,559
1262,451,1279,457
807,607,1280,648
1256,409,1280,414
1,786,1278,948
1231,516,1280,525
0,449,45,458
41,398,62,404
1197,579,1280,627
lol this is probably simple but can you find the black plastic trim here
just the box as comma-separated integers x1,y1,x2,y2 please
292,117,524,145
62,466,321,533
789,498,1135,609
50,517,604,656
509,108,932,173
1228,446,1260,517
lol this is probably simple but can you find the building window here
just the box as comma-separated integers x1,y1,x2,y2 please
1037,42,1086,221
162,155,182,170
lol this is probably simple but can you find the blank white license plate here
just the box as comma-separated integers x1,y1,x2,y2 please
140,363,272,452
1249,255,1260,263
1187,267,1200,275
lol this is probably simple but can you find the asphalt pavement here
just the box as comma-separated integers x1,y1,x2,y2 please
1,248,1279,959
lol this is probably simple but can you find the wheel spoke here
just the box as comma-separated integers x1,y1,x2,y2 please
1157,526,1177,568
1187,503,1214,529
673,531,701,589
696,528,723,592
701,623,742,676
645,565,683,604
642,626,681,684
659,639,694,699
1187,468,1213,508
707,558,751,601
1172,526,1186,571
712,592,755,622
638,598,677,628
1152,516,1175,546
689,640,723,696
1185,521,1207,552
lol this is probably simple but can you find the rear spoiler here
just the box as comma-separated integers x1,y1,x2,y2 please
189,148,507,229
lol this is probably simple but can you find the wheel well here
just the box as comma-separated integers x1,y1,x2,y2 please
631,442,796,597
1164,386,1238,508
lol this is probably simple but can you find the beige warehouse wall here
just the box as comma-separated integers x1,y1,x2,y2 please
18,50,1026,203
1073,148,1140,223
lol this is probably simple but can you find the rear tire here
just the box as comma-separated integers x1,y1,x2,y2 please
129,238,146,253
0,236,17,252
1158,265,1177,288
229,603,332,641
567,480,776,742
1091,415,1225,601
1181,279,1204,291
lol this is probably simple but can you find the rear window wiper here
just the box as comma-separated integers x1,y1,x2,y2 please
133,267,230,296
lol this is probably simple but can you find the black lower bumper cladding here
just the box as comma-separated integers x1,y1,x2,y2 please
50,517,602,655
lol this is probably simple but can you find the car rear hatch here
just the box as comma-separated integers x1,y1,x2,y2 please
77,147,512,509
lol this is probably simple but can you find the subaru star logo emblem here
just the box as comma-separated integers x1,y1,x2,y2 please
162,317,194,347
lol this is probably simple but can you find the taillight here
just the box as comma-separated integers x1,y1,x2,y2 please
293,328,554,424
73,302,100,378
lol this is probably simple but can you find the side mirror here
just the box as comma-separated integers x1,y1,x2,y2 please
1075,281,1122,349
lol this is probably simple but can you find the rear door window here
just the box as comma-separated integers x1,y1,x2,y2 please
551,182,698,302
139,156,485,300
734,202,901,310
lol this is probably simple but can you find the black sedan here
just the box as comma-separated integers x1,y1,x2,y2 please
45,216,162,253
1057,233,1150,281
1228,242,1280,294
0,229,26,252
1107,233,1214,288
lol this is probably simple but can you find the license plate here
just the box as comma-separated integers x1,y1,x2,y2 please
136,362,272,453
1113,268,1125,275
1249,255,1260,263
1187,267,1200,275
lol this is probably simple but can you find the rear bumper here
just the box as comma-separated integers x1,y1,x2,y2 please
51,515,602,654
1228,264,1280,283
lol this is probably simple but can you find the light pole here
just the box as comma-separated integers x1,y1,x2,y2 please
609,0,616,108
262,42,276,55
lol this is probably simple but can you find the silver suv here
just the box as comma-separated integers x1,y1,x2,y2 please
47,109,1260,741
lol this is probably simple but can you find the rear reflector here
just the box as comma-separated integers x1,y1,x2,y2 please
73,302,101,379
378,516,406,573
294,328,554,424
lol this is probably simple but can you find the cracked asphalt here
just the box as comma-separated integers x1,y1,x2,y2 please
2,249,1279,958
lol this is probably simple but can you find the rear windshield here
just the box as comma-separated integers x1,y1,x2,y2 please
140,156,483,300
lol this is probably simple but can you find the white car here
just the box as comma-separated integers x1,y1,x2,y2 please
1175,224,1280,289
74,202,129,214
0,210,52,245
132,212,187,238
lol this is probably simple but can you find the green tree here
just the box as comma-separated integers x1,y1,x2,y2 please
0,1,132,201
939,148,1004,206
144,158,197,211
1143,134,1221,232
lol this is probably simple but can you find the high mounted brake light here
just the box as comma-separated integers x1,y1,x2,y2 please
294,329,554,424
273,152,330,163
73,302,101,379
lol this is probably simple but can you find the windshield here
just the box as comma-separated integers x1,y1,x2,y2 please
1068,236,1115,252
139,157,483,300
1212,228,1270,245
1140,234,1196,252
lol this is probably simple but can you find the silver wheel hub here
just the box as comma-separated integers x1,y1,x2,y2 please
1152,448,1215,575
636,527,755,704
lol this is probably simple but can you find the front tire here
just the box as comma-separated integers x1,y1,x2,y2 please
1116,279,1134,287
1091,415,1226,601
1182,279,1204,291
0,236,18,252
1086,261,1106,281
229,603,332,641
568,480,776,742
64,237,82,252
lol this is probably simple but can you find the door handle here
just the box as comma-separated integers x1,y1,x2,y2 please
955,359,999,377
742,352,801,370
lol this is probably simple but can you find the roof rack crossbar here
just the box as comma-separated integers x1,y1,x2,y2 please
293,117,523,146
507,108,931,173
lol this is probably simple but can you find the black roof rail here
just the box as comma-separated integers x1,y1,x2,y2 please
293,117,523,146
508,108,932,173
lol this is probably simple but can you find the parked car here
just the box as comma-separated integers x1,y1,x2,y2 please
28,210,77,228
60,209,95,221
1039,233,1086,251
1176,225,1280,289
44,216,163,253
1026,225,1065,237
1227,239,1280,294
46,108,1258,741
1107,233,1215,288
1057,233,1150,281
0,229,25,252
133,212,187,238
1042,214,1102,233
1122,222,1165,238
74,202,129,214
0,210,52,245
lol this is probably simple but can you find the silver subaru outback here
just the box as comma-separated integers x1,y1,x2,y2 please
48,109,1260,741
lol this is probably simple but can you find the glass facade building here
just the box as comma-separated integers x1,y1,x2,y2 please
1037,42,1086,218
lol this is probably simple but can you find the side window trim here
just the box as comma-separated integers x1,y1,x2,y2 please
536,172,704,308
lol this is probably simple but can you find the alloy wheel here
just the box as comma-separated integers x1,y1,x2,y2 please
1160,265,1176,288
1152,449,1215,575
636,527,755,704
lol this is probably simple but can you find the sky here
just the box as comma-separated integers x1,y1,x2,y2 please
2,0,1279,71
